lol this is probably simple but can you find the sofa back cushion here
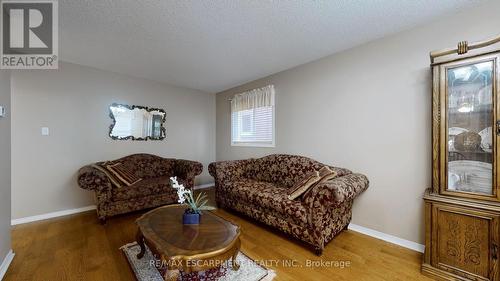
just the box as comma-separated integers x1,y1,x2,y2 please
114,154,175,179
249,154,326,188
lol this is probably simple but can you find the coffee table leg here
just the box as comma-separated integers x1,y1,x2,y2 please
232,238,241,271
136,230,146,259
165,269,180,281
232,251,240,271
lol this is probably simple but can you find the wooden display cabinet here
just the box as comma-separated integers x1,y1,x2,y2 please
423,35,500,281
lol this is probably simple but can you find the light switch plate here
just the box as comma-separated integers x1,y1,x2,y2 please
0,106,5,117
41,127,50,136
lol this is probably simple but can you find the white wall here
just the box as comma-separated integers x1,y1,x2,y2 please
0,71,11,266
215,1,500,244
11,62,215,219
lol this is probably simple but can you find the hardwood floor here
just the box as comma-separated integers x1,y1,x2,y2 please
4,196,432,280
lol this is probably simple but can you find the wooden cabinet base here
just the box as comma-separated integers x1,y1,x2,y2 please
422,263,475,281
423,190,500,281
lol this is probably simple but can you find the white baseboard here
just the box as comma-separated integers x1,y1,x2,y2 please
11,205,97,226
11,183,215,226
0,249,15,280
348,223,425,253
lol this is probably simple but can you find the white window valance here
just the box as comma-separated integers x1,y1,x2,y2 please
231,85,275,112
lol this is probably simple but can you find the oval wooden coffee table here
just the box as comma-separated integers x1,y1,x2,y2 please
135,205,241,281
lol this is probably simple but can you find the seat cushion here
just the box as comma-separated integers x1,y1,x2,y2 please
111,176,183,202
222,179,309,225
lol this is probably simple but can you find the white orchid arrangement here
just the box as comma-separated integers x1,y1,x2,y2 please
170,176,214,214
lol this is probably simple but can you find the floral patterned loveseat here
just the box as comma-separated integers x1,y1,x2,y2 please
209,154,368,255
78,154,202,223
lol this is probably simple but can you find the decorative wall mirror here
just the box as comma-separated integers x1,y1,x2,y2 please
109,103,166,140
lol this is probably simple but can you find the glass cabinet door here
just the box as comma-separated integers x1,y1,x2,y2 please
446,60,494,196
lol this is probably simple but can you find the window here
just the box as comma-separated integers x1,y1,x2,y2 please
231,85,275,147
238,109,255,135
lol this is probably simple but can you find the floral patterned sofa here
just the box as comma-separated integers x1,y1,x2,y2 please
209,154,368,255
78,154,202,223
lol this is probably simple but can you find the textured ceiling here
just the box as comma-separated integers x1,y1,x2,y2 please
59,0,486,93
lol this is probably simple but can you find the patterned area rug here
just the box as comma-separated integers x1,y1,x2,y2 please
121,242,276,281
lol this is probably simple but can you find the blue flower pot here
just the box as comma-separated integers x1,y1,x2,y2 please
183,212,200,225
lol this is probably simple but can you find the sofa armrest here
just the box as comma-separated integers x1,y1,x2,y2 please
77,165,113,193
174,159,203,188
208,159,252,184
303,173,369,209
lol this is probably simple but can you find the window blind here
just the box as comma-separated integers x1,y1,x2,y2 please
231,85,275,146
